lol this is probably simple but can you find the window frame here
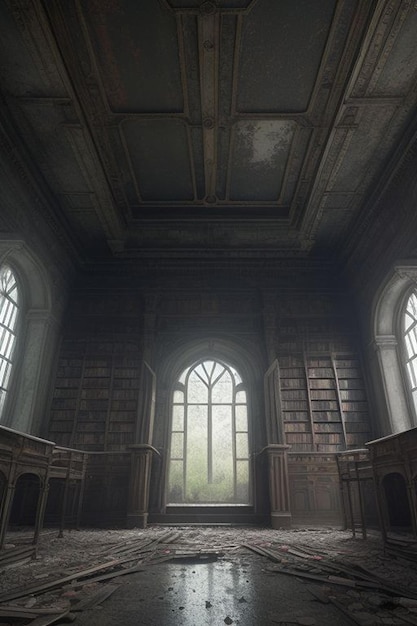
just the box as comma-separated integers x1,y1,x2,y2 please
167,357,252,505
373,263,417,434
0,239,58,434
400,287,417,424
0,265,20,421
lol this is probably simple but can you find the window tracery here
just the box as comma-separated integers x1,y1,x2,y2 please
0,266,19,418
168,359,250,504
403,289,417,416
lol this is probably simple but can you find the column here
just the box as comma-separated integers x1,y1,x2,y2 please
374,335,412,433
127,445,155,529
265,444,292,529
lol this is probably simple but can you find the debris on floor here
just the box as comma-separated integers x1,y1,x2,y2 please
1,527,417,625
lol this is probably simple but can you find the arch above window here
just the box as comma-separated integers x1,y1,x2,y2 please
151,336,265,516
0,238,59,433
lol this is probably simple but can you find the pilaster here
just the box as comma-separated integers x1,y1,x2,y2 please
127,444,156,529
264,444,292,529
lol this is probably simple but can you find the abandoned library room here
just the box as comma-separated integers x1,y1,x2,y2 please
1,1,417,624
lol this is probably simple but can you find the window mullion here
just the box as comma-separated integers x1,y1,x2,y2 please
212,367,226,387
232,394,237,501
183,400,188,499
0,324,8,357
1,299,12,333
208,386,212,484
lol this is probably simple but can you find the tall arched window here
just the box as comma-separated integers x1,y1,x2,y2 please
372,264,417,434
0,265,19,419
403,289,417,416
168,359,250,505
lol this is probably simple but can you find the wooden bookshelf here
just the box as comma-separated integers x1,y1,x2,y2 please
279,352,371,452
48,340,141,452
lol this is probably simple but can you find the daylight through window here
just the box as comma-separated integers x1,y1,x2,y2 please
0,266,19,419
168,359,250,505
404,290,417,415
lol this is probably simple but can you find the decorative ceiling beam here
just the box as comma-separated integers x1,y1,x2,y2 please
198,2,220,204
16,0,127,246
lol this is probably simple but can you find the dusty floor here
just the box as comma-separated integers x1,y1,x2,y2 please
1,526,417,625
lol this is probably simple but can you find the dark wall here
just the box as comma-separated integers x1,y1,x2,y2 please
48,289,144,451
340,137,417,437
46,260,373,524
344,137,417,322
47,259,373,454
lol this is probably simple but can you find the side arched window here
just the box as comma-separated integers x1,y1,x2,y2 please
403,289,417,416
0,266,19,419
168,359,250,505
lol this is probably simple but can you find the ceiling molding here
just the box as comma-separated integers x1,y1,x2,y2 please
0,0,416,263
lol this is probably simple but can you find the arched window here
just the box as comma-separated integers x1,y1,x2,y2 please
168,359,250,505
403,289,417,416
373,264,417,434
0,265,19,419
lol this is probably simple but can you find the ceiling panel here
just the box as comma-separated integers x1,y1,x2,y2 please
236,0,337,113
81,0,184,113
121,119,194,201
229,120,296,201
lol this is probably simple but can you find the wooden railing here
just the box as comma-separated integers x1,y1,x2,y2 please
0,426,87,549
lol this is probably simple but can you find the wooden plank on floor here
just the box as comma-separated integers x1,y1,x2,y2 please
0,606,68,617
26,611,70,626
0,558,125,603
63,563,145,589
269,566,380,590
243,543,282,562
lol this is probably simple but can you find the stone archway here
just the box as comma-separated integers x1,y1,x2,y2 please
150,336,268,524
0,239,60,433
372,262,417,434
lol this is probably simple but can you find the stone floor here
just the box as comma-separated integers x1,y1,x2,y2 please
1,526,417,626
72,553,352,626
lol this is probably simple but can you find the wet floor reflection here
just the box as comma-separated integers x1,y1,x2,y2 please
73,553,354,626
167,558,255,624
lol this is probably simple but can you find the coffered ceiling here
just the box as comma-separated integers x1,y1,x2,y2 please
0,0,416,261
